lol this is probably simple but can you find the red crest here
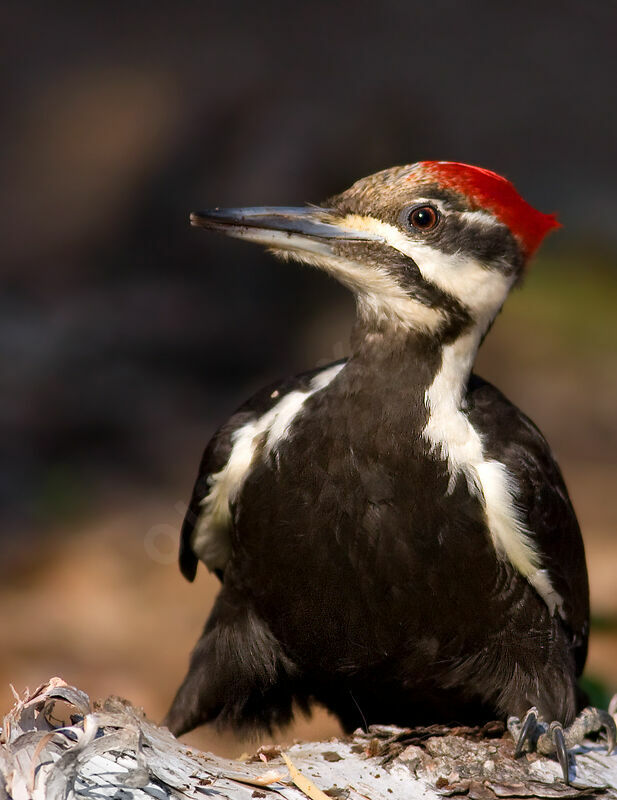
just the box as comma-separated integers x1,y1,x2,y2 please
420,161,559,256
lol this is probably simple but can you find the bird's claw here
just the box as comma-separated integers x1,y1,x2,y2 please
508,705,617,786
564,707,616,756
513,706,540,757
544,721,569,784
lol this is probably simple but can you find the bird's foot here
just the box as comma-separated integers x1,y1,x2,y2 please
507,705,616,784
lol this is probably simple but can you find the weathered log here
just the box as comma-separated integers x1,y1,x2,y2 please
1,678,617,800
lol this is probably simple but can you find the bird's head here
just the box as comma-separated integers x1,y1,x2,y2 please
191,162,559,342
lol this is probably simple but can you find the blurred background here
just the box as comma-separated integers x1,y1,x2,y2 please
1,0,616,757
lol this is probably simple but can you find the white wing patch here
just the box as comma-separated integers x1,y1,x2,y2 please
191,363,345,572
423,333,564,617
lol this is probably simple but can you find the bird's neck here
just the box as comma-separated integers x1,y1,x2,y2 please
349,318,483,406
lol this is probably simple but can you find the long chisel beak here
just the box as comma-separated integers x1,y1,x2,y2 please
190,206,384,255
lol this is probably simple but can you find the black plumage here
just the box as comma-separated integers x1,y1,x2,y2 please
167,342,587,737
178,363,344,583
164,163,599,758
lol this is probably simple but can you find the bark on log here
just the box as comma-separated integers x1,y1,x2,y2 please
1,678,617,800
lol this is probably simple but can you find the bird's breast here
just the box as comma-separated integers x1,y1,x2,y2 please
229,373,508,661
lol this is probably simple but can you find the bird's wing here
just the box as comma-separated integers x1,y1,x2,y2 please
466,375,589,675
179,359,348,582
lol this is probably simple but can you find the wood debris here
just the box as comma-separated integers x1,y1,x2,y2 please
1,678,617,799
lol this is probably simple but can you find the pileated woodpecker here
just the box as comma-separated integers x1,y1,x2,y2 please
165,162,615,782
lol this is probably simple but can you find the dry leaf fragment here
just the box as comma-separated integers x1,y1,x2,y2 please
282,752,331,800
223,768,287,787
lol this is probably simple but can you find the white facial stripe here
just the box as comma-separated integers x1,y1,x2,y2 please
404,242,514,334
276,249,444,334
423,332,563,617
191,362,345,571
458,209,498,228
339,214,514,333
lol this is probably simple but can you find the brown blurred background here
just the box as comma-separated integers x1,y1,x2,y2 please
1,1,616,757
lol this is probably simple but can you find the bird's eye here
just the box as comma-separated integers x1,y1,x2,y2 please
407,204,440,231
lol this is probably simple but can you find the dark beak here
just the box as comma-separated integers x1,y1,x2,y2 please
189,206,383,254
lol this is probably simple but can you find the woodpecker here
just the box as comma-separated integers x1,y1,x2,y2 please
165,162,615,781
